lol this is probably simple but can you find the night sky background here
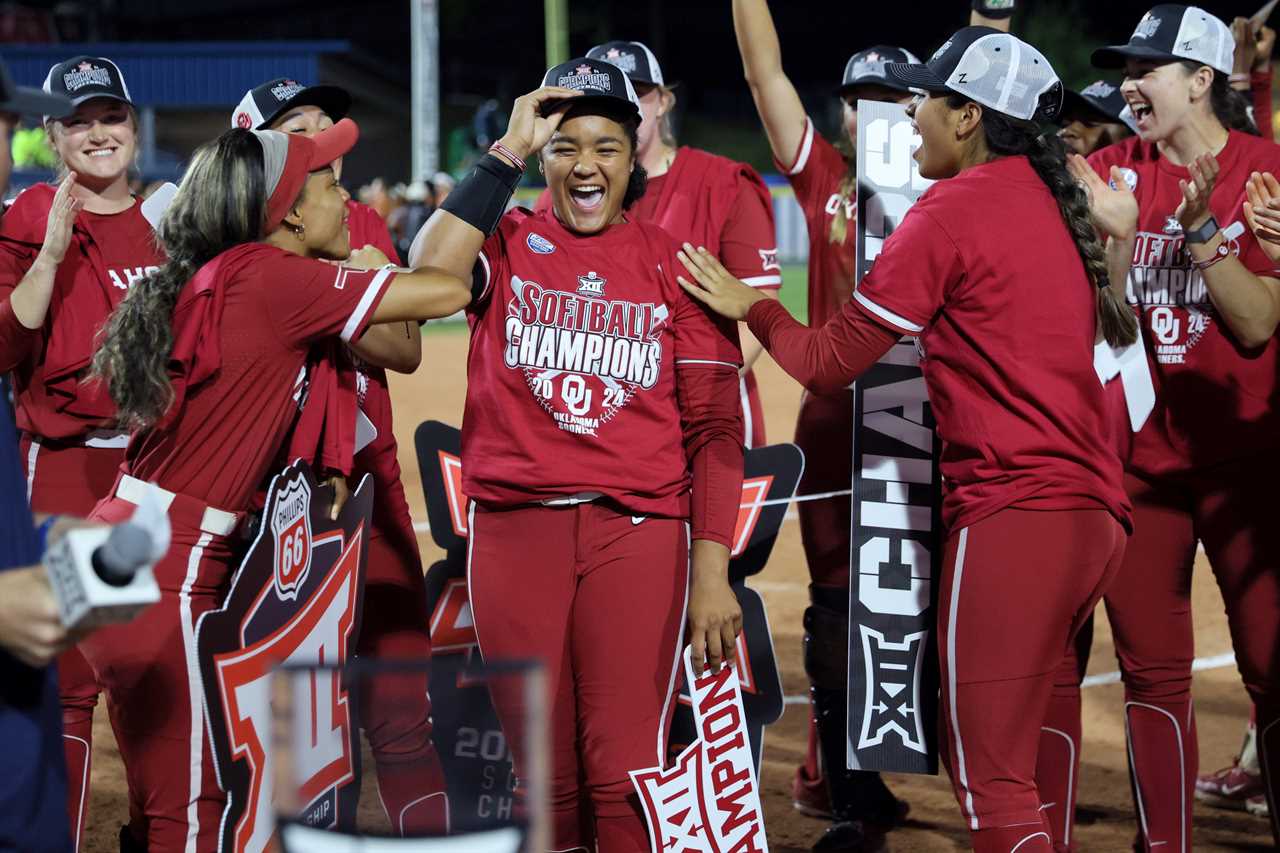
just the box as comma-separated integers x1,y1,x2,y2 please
12,0,1271,177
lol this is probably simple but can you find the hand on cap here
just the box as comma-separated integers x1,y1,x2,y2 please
676,243,767,321
499,86,583,163
1175,152,1220,233
1244,171,1280,262
38,171,83,267
1068,154,1138,240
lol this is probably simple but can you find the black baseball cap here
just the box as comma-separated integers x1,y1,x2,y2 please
540,57,641,121
839,46,922,95
886,27,1064,122
1060,80,1139,131
41,56,132,120
231,78,351,130
1092,5,1233,75
587,41,665,87
0,57,69,118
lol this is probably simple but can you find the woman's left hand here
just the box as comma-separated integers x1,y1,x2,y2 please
677,243,766,321
686,540,742,675
323,473,350,521
1244,171,1280,263
1175,152,1220,233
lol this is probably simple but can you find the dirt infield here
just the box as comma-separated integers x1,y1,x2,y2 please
79,326,1270,851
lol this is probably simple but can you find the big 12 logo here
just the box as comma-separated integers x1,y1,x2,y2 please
197,461,372,852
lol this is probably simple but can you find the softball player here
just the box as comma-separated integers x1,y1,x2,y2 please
232,77,446,836
533,40,780,449
411,59,744,852
731,0,918,840
1064,6,1280,848
679,29,1135,852
84,120,470,850
0,55,160,850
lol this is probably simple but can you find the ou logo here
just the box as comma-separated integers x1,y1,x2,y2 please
1150,306,1181,344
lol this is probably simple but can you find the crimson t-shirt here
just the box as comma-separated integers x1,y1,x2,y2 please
125,248,392,511
0,202,162,439
1090,131,1280,476
777,117,857,328
463,208,741,517
851,155,1130,532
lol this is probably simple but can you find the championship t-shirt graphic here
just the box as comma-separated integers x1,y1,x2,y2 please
1126,220,1245,365
461,208,742,516
504,271,666,437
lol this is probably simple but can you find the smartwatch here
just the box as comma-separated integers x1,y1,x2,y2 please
1184,216,1220,245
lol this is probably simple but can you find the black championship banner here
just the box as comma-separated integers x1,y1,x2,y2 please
848,99,943,774
196,460,373,852
416,421,800,802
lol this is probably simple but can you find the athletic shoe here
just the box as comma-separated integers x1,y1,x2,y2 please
1246,793,1271,818
811,820,889,853
1195,762,1264,810
794,764,833,820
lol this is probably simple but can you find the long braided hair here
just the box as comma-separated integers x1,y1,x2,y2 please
947,94,1138,347
91,129,271,429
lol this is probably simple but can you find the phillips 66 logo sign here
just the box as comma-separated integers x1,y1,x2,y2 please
849,99,941,775
272,476,313,598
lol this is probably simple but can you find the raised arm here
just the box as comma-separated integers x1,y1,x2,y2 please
732,0,809,166
408,86,578,282
969,0,1014,31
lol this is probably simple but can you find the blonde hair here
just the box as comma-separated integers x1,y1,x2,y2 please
828,140,856,245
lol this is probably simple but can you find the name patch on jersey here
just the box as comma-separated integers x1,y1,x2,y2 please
504,276,667,437
1127,223,1245,363
526,233,556,255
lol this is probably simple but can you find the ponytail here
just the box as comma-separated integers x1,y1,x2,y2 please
947,94,1138,348
828,138,857,245
91,129,269,428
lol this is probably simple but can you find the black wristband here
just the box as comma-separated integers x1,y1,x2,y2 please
972,0,1015,18
440,154,523,237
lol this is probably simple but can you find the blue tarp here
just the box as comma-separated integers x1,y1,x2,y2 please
1,41,350,108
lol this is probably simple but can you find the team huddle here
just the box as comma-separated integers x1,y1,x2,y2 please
3,0,1280,850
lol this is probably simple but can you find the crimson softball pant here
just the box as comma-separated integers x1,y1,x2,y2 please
1043,456,1280,851
938,507,1125,853
20,434,123,851
792,390,854,794
80,485,243,853
357,470,448,835
467,502,689,853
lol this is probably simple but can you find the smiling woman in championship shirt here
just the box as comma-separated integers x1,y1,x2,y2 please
0,55,161,851
1068,5,1280,849
82,120,469,851
412,59,744,852
676,29,1134,853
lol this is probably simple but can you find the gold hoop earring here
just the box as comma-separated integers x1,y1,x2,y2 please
295,222,306,242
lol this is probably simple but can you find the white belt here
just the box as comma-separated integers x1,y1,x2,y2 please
83,429,130,449
540,491,603,507
117,475,239,537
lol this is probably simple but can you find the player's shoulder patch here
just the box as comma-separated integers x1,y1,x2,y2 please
525,232,556,255
1110,167,1139,192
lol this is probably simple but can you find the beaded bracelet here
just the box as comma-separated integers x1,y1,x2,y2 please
488,141,526,173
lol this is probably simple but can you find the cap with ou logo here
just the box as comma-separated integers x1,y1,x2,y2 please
1060,80,1140,132
839,45,922,95
231,78,351,131
41,56,132,121
540,57,641,121
1092,5,1234,76
885,27,1064,122
586,41,664,87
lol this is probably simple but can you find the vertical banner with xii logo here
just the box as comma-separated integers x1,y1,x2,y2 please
847,100,941,774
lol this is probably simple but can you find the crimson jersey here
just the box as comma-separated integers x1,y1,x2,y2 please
534,147,779,446
462,208,741,517
1090,132,1280,476
850,156,1130,532
0,195,162,439
778,117,856,328
125,248,391,511
345,200,408,503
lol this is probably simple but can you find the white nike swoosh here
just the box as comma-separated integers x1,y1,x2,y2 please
632,516,645,525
